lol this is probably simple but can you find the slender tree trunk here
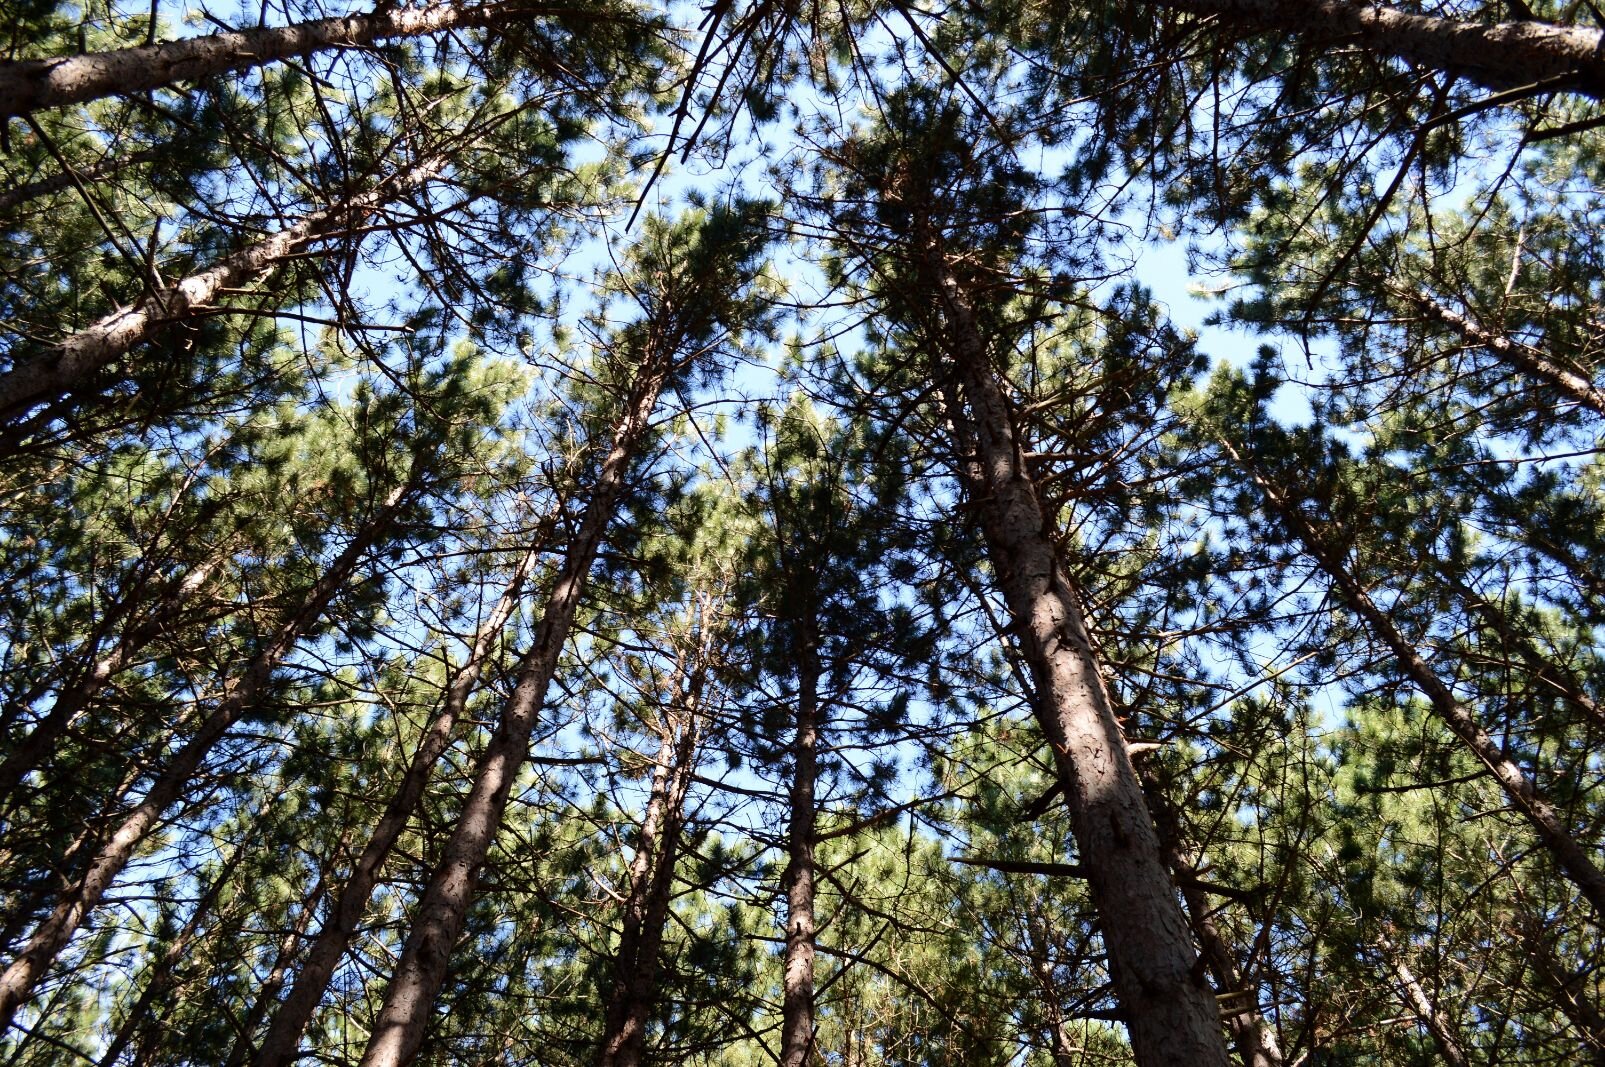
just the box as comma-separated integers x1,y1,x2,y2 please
1513,911,1605,1062
0,146,165,215
596,665,703,1067
355,361,674,1067
779,646,820,1067
1376,931,1470,1067
923,243,1230,1066
1390,285,1605,417
0,0,568,118
1221,437,1605,916
223,848,341,1067
249,528,553,1067
1142,778,1282,1067
0,155,447,429
0,481,410,1032
1443,572,1605,734
1154,0,1605,98
0,556,222,810
94,801,265,1067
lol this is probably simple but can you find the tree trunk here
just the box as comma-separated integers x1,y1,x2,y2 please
0,0,565,118
0,154,446,429
1154,0,1605,99
1376,931,1470,1067
0,146,165,215
1222,437,1605,916
595,661,704,1067
250,527,552,1067
1513,911,1605,1062
1390,285,1605,418
355,362,673,1067
779,646,820,1067
1143,778,1283,1067
0,480,410,1031
1443,572,1605,735
94,799,266,1067
223,846,342,1067
0,555,223,811
923,245,1229,1066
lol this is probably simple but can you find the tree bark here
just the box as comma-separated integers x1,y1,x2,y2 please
250,529,552,1067
1391,285,1605,418
93,800,264,1067
1221,437,1605,917
0,0,565,118
1143,778,1283,1067
1376,931,1470,1067
0,154,446,429
0,480,410,1032
779,646,820,1067
1442,571,1605,735
595,658,704,1067
223,839,344,1067
1513,911,1605,1062
0,146,166,216
355,360,674,1067
924,244,1230,1067
0,555,223,811
1154,0,1605,99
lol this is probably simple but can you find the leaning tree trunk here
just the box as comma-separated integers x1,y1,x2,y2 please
0,146,165,215
1440,570,1605,735
596,659,705,1067
1153,0,1605,99
0,0,566,118
93,795,270,1067
1220,437,1605,917
1512,908,1605,1061
0,554,223,812
250,523,554,1067
223,833,347,1067
0,153,448,429
0,480,411,1031
1376,931,1470,1067
355,356,677,1067
779,645,821,1067
922,241,1230,1066
1388,285,1605,418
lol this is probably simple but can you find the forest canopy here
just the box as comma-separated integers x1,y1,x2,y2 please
1,1,1604,1064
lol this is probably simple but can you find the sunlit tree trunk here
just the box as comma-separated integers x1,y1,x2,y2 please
1376,930,1469,1067
596,654,705,1067
1221,436,1605,916
250,525,554,1067
923,238,1230,1067
0,0,567,118
779,644,820,1067
0,155,448,430
0,555,223,811
1143,778,1282,1067
356,357,676,1067
0,480,412,1031
1155,0,1605,98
